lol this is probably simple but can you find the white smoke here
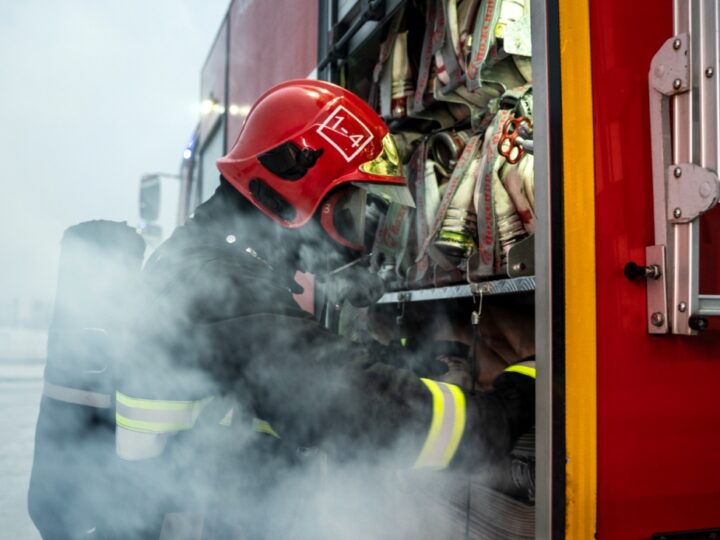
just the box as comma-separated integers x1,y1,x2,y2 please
1,2,537,537
26,201,535,539
0,2,229,538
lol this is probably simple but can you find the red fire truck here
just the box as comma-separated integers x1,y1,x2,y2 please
139,0,720,538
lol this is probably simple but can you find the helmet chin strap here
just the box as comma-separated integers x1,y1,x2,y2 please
316,252,386,308
317,253,372,282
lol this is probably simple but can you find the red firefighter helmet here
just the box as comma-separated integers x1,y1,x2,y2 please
217,80,412,250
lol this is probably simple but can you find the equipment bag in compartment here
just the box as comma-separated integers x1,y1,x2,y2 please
362,0,535,289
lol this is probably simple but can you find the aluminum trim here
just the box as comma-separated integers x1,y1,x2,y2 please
670,0,691,334
375,277,536,304
698,0,717,173
649,34,689,245
532,0,555,537
697,294,720,315
646,245,670,334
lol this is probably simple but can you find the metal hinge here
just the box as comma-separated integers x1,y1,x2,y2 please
646,18,720,335
666,164,719,223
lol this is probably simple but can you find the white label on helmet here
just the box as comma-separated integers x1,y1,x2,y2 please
316,105,374,162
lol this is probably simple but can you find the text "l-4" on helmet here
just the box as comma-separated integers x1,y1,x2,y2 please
216,79,413,233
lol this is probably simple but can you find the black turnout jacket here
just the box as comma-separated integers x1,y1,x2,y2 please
116,181,535,537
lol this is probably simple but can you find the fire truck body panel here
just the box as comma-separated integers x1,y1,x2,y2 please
226,0,318,146
200,18,228,146
185,1,319,215
590,0,720,537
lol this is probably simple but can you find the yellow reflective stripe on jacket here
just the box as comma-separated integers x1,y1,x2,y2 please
220,408,234,427
116,392,209,411
413,378,466,469
217,407,279,438
116,413,194,434
252,418,280,439
115,392,212,434
504,364,537,379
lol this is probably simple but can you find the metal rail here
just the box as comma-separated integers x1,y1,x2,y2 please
645,0,720,334
317,0,386,72
376,276,536,304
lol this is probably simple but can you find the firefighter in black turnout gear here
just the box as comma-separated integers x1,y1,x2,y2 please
115,80,535,538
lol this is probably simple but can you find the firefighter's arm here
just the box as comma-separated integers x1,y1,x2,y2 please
447,362,536,469
392,361,535,470
201,313,534,468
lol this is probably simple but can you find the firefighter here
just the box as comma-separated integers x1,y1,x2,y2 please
115,80,535,538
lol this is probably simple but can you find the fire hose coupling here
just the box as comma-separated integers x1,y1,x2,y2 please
498,116,533,164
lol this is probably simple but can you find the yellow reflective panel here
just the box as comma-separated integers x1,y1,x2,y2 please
504,365,537,379
359,133,402,177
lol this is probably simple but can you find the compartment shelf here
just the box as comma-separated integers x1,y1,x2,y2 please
377,276,536,304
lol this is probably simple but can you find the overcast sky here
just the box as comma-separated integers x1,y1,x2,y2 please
0,0,230,306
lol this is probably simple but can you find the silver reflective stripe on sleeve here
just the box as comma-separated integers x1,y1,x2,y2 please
42,380,111,408
115,392,213,461
413,378,466,469
116,428,169,461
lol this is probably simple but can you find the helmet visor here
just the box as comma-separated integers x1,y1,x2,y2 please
359,133,402,178
356,133,415,207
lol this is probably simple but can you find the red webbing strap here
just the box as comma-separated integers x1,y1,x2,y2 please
433,0,464,93
475,108,512,274
368,8,405,111
459,0,482,67
407,141,430,282
466,0,502,90
372,201,412,282
417,134,483,262
413,0,437,112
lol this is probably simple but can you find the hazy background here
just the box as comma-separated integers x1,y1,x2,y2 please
0,2,230,536
0,0,230,322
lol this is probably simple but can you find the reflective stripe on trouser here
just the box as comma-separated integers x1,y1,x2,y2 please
504,360,536,379
252,418,280,439
42,380,111,408
414,378,466,469
219,408,280,439
115,392,212,461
